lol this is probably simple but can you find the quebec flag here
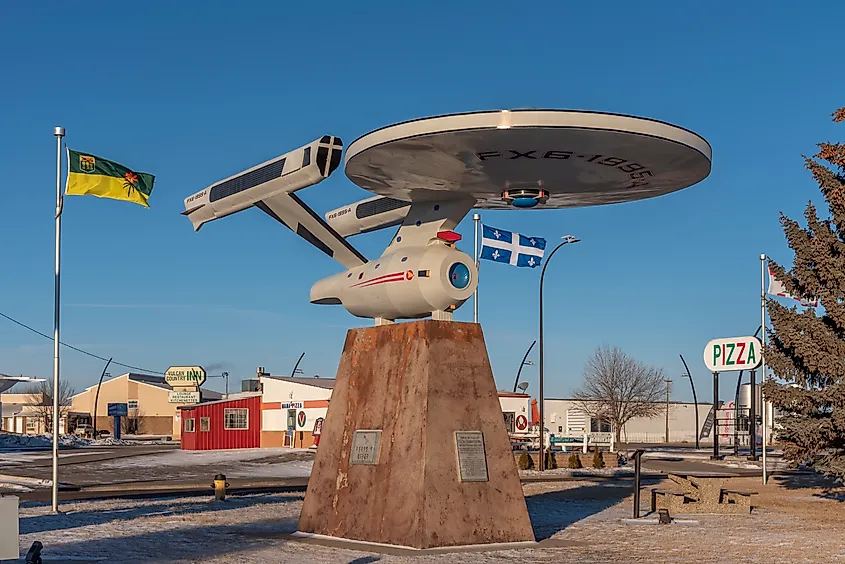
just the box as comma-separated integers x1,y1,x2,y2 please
480,225,546,268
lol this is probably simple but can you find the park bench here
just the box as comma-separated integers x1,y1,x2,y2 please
720,488,758,511
650,488,690,512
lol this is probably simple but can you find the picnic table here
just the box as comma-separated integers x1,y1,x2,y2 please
651,471,757,514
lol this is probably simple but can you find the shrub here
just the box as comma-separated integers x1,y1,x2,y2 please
592,449,605,469
517,451,534,470
568,453,582,469
545,450,558,469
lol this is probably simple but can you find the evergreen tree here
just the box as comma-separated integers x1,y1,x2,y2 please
763,106,845,481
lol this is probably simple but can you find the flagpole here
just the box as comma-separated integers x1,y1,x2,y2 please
51,126,65,513
473,213,480,323
760,253,768,485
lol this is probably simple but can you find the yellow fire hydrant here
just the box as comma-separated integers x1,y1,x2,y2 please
212,474,229,501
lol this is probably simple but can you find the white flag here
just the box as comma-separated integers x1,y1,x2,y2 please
767,266,818,307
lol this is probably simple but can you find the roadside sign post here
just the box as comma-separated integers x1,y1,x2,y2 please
107,403,128,440
165,366,206,406
703,336,763,462
748,369,757,461
711,371,721,460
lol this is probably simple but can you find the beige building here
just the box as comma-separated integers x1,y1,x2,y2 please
70,373,221,439
1,393,73,435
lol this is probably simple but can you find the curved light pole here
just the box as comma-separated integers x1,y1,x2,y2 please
512,340,536,393
679,354,699,449
539,235,580,471
92,357,113,437
290,352,306,378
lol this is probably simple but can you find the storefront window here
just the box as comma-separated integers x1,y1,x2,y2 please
224,408,249,430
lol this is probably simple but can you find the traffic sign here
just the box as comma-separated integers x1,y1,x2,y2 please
703,336,762,372
515,414,528,431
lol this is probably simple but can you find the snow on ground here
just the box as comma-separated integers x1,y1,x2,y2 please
12,477,845,563
521,467,634,477
0,433,173,450
92,448,312,470
225,459,313,479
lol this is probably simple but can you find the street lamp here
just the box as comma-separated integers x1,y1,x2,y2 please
679,354,700,449
92,358,113,437
664,378,672,443
539,234,580,471
512,340,536,393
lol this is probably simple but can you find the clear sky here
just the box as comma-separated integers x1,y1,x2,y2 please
1,1,843,401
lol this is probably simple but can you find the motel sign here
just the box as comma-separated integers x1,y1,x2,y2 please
703,336,762,372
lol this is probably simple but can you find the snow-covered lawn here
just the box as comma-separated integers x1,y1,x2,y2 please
0,433,174,450
10,476,845,563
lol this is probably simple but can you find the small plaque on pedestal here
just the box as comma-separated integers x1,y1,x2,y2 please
455,431,489,482
350,430,382,465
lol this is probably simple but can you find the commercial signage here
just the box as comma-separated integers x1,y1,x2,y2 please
164,366,207,387
703,336,762,372
168,390,201,404
297,410,307,429
107,403,128,417
515,414,528,431
282,402,304,409
313,417,324,436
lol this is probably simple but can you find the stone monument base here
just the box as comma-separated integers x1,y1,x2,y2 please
296,320,535,549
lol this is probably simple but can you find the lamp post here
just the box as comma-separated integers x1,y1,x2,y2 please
91,358,113,438
512,340,536,393
539,235,580,471
679,354,700,449
664,378,672,443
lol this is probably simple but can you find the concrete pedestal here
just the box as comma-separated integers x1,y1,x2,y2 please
0,495,19,560
296,320,535,549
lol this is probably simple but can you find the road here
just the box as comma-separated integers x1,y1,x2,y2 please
0,443,776,503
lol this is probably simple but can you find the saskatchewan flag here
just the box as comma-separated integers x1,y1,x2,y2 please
66,148,155,207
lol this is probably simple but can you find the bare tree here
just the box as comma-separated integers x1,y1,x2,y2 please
122,408,145,435
22,379,76,434
574,345,666,443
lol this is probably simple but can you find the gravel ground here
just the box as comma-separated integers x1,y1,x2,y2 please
12,472,845,563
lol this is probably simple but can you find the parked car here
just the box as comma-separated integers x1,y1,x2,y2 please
73,424,94,438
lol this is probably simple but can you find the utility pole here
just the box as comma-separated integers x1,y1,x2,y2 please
664,378,672,443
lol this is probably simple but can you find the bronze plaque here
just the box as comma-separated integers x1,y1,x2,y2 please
350,430,382,465
455,431,489,482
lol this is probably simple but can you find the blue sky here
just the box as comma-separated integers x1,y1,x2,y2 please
1,1,843,401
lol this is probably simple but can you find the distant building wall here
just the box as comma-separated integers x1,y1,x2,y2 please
544,398,714,444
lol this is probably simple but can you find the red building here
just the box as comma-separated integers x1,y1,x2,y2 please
179,394,261,450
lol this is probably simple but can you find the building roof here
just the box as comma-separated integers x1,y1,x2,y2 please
497,390,530,398
74,373,223,399
261,375,336,390
179,392,262,410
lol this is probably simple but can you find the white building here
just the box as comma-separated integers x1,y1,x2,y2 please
250,371,535,448
258,375,333,448
544,398,715,444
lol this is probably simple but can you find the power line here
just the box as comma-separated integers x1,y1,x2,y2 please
0,311,163,374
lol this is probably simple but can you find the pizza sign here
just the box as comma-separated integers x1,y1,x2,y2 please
515,414,528,431
297,410,307,429
703,336,762,372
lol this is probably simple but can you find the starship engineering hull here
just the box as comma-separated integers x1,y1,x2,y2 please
182,110,712,324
